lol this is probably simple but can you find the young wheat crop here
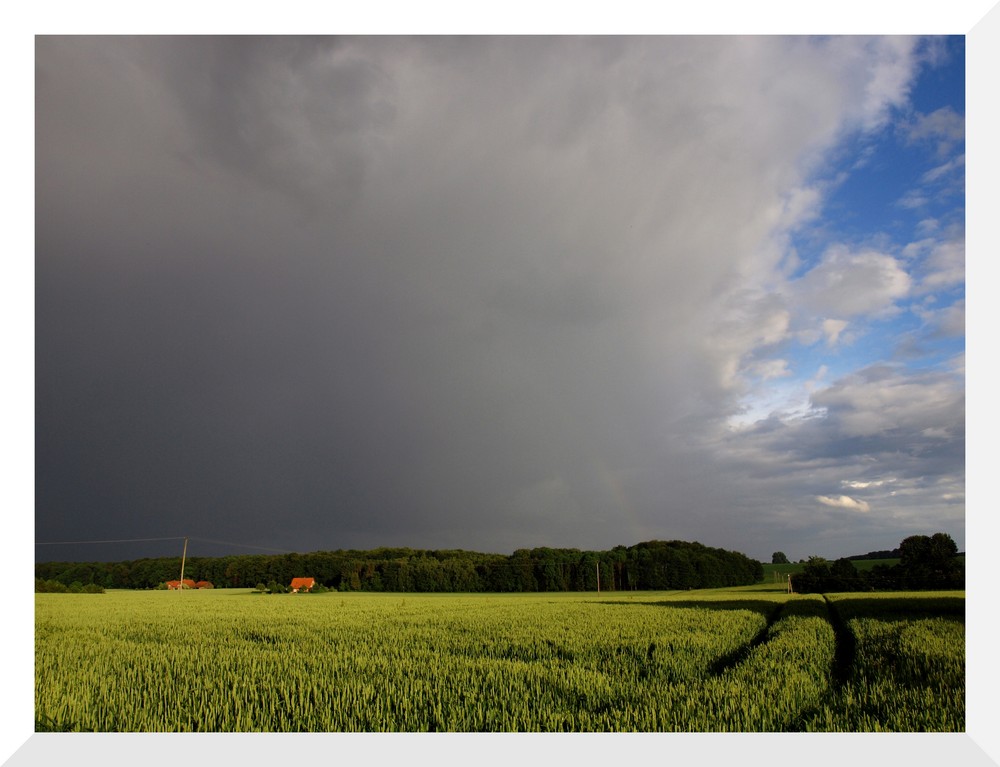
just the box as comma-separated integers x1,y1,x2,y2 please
34,587,964,732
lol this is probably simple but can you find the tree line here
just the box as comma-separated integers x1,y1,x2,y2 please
35,578,104,593
35,539,763,593
791,533,964,593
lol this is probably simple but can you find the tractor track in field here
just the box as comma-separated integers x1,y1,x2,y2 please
785,595,858,730
708,601,785,677
822,595,856,689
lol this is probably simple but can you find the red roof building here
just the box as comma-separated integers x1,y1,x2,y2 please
289,577,316,593
165,579,197,590
195,580,214,589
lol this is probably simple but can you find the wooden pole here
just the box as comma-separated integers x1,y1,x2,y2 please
179,537,188,590
596,561,600,594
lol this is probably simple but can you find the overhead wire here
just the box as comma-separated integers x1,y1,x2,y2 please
35,534,296,555
35,536,186,545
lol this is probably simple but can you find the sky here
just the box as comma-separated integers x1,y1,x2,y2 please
34,34,966,564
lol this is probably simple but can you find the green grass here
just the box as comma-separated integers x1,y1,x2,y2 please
35,586,964,732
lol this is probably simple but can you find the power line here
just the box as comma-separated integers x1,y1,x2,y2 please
36,536,186,545
35,534,295,555
186,536,296,555
35,536,615,569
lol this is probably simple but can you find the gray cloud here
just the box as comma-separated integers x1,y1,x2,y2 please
793,245,911,318
698,362,964,551
36,36,961,562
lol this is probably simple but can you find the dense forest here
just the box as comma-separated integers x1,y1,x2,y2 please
35,539,763,593
791,533,965,593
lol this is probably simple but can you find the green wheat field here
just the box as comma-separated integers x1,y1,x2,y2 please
34,584,964,732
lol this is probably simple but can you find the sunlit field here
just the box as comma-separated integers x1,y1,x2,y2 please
35,585,964,732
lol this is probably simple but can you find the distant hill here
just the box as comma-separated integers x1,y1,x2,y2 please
847,549,901,561
847,548,964,561
765,558,900,574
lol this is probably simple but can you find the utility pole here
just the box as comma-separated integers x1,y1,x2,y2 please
596,561,600,594
179,536,188,590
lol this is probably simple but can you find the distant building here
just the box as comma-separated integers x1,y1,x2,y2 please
195,581,214,589
289,577,316,593
165,579,197,590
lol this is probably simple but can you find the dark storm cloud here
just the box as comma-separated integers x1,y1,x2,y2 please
157,36,396,212
35,36,959,562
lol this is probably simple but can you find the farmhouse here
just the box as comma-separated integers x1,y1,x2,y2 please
290,577,316,593
195,580,214,589
165,579,197,590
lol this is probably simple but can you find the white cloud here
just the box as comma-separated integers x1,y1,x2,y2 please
914,298,964,338
921,153,965,184
920,238,965,291
794,244,911,318
916,218,940,235
825,36,919,132
894,106,964,218
905,106,965,158
897,190,930,209
748,358,792,381
817,495,871,512
902,232,964,296
810,365,963,439
822,318,849,346
922,427,952,440
709,294,792,391
950,353,964,374
842,479,892,489
774,185,824,234
806,365,830,392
